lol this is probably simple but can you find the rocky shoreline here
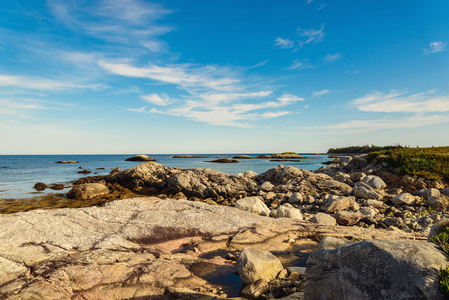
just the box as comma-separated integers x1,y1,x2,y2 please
1,154,449,299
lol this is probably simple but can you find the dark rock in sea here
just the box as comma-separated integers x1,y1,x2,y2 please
49,184,65,190
34,182,47,191
233,155,253,159
269,159,302,162
256,153,305,159
110,167,120,175
78,170,92,174
96,168,105,170
125,154,156,162
56,161,79,164
208,158,240,163
78,166,84,169
171,155,206,158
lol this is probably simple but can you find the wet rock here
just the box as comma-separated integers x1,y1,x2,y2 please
235,197,270,216
233,155,253,159
311,213,336,226
56,161,79,164
125,154,156,161
305,239,449,300
392,193,416,205
237,247,284,284
34,182,47,191
109,167,120,175
78,169,92,174
67,183,109,200
49,184,65,190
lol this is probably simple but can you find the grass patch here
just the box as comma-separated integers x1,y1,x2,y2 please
431,226,449,297
281,152,299,155
367,147,449,180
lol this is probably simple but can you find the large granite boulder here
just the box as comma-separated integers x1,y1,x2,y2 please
321,195,355,213
276,205,303,220
67,183,109,200
237,247,284,284
235,197,270,216
361,175,387,190
109,162,257,198
305,239,449,300
353,182,381,200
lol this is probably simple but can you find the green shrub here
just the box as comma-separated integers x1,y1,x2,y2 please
431,226,449,298
368,147,449,180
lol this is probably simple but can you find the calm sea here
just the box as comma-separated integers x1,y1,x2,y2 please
0,154,331,199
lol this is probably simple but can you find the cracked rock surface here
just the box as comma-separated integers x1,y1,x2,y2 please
0,197,426,299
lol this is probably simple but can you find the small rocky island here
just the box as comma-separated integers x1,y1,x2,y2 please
1,147,449,299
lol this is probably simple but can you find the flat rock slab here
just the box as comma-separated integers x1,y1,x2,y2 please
0,197,427,299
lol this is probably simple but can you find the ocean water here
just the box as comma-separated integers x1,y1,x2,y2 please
0,154,331,199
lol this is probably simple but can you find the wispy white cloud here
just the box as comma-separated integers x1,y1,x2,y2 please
0,74,106,91
0,98,74,115
47,0,174,51
250,59,269,69
99,60,240,92
317,3,326,10
288,59,313,70
322,115,448,133
353,90,449,113
141,93,171,106
306,0,314,4
274,37,294,49
324,53,342,62
424,41,447,55
298,24,325,47
312,89,330,98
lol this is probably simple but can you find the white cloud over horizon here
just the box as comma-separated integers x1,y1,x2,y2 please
322,115,449,133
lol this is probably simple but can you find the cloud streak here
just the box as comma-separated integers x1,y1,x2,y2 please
0,74,105,91
424,41,447,55
353,90,449,113
274,37,294,49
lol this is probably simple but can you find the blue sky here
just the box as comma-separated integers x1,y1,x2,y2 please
1,0,448,154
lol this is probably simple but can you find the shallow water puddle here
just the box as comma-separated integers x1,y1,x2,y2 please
200,238,318,297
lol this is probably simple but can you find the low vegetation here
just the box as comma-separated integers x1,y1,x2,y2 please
367,147,449,180
431,226,449,297
327,144,405,154
281,152,299,155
